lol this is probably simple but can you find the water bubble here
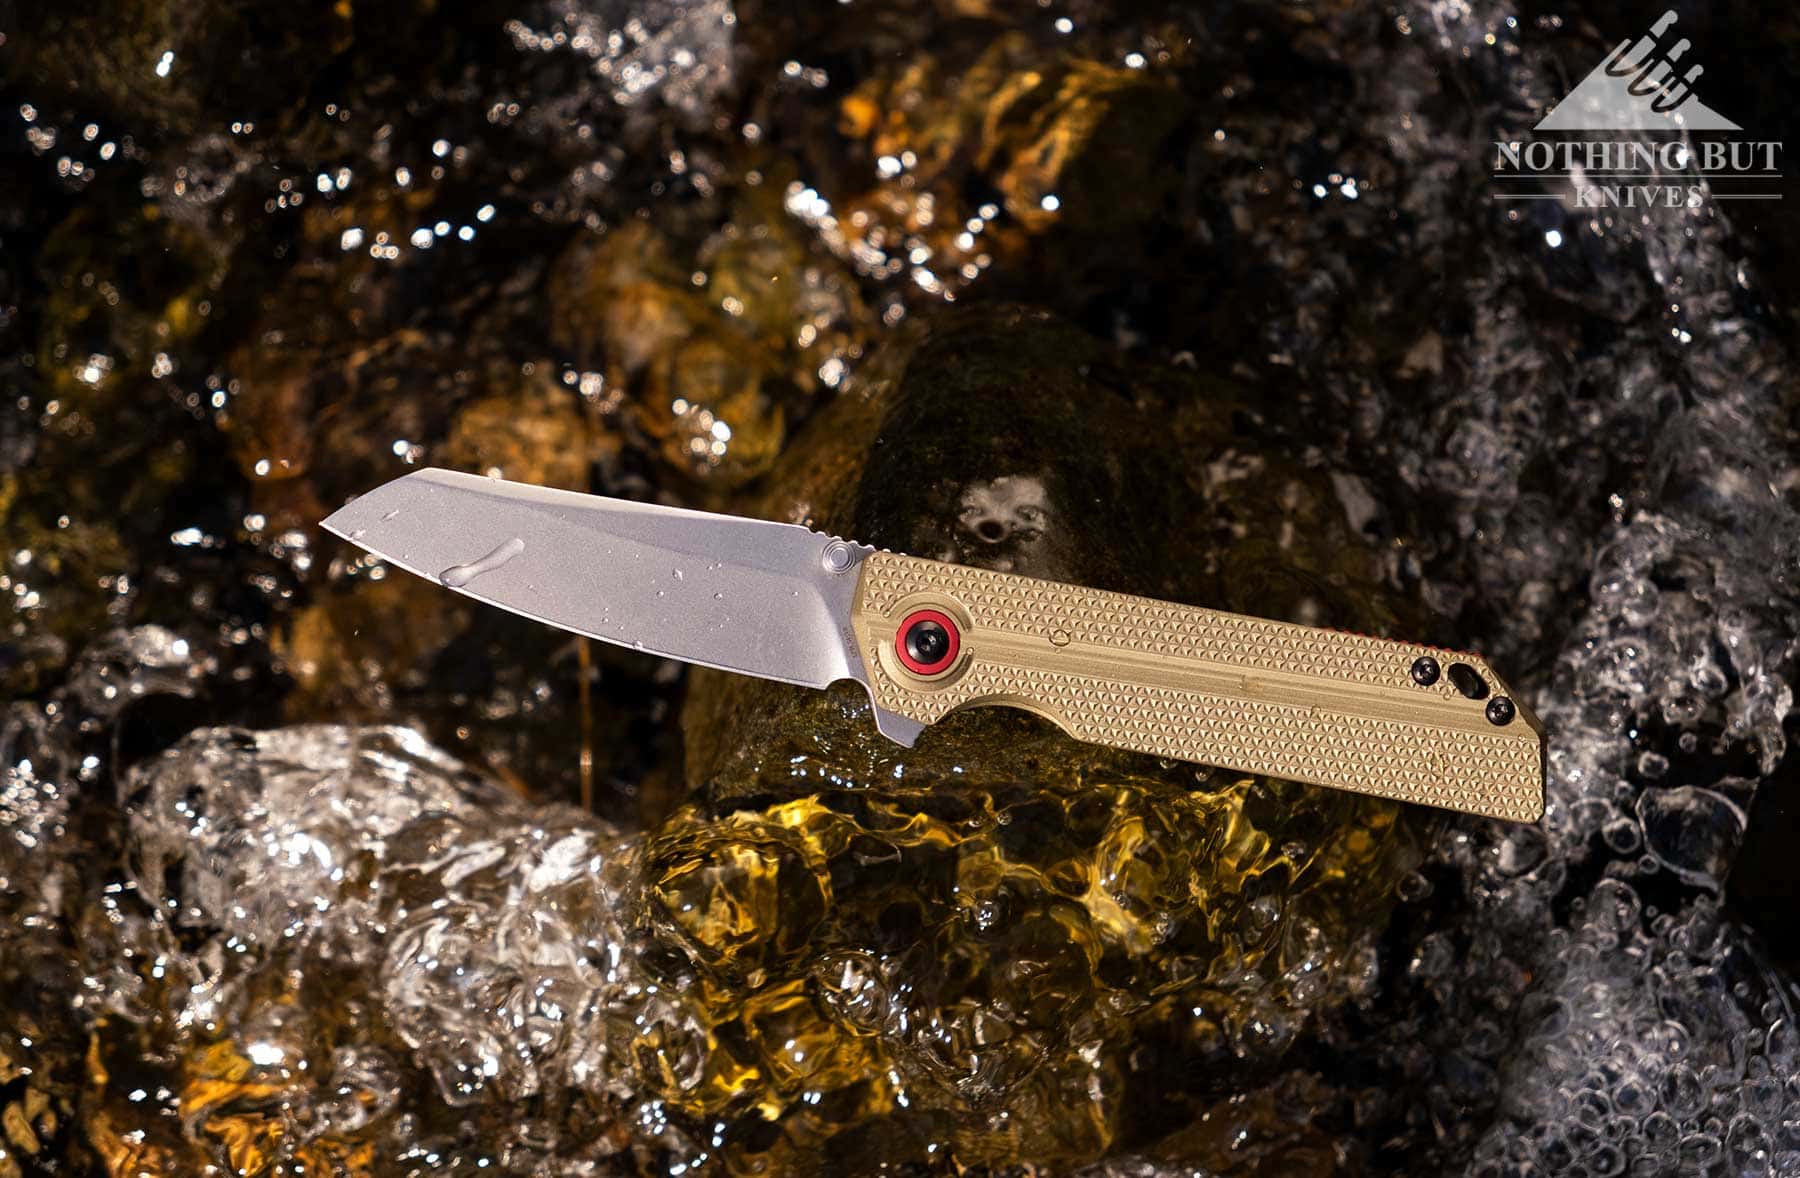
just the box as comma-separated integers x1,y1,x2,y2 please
1602,816,1643,855
1637,787,1745,889
1662,1066,1706,1118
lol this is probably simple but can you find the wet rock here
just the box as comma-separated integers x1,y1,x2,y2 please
672,305,1429,1165
626,746,1424,1167
683,305,1413,799
546,208,873,490
33,202,225,411
550,219,788,488
11,4,352,142
988,56,1182,237
698,183,876,392
441,370,616,490
0,516,129,696
274,569,475,719
830,30,1187,304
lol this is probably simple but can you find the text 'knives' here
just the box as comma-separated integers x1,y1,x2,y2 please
322,468,1545,822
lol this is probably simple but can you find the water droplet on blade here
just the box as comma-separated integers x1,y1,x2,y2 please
439,537,526,588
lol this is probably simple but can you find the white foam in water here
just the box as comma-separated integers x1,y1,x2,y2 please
109,724,676,1147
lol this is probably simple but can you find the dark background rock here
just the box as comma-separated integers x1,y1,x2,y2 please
683,305,1414,807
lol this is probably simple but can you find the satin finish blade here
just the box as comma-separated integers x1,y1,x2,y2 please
320,468,874,693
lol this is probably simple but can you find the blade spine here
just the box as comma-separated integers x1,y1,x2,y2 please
325,468,853,556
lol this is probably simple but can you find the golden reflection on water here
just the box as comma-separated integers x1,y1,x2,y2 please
611,777,1418,1169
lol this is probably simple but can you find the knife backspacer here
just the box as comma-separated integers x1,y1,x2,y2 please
848,550,1544,823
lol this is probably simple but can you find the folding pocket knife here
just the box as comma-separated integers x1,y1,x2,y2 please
322,469,1544,822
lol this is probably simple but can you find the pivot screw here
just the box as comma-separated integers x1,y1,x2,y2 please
905,619,951,665
894,608,961,676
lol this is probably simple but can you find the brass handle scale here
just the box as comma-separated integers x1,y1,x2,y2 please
850,552,1544,822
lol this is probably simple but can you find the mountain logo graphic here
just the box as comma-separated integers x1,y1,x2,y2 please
1536,10,1741,131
